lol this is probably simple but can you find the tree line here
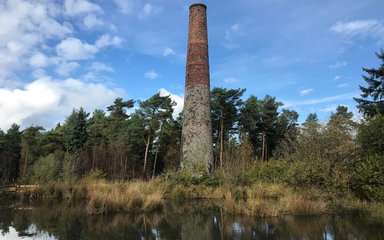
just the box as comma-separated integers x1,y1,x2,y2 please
0,89,297,182
0,51,383,201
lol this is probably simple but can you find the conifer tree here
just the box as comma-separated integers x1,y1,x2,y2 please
354,50,384,117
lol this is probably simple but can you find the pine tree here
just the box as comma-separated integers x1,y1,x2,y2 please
354,50,384,117
211,87,245,167
64,108,89,154
136,93,175,178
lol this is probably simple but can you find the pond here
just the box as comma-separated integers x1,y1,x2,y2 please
0,201,383,240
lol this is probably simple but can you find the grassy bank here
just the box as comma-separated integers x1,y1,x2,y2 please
9,176,383,220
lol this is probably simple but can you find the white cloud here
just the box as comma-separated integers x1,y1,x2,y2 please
56,37,99,60
284,92,358,108
0,77,60,130
113,0,134,15
223,23,243,49
225,23,242,40
89,62,114,72
65,0,102,16
329,61,348,69
32,68,47,79
159,88,184,119
0,0,72,78
263,56,283,65
139,3,160,19
143,3,153,16
319,105,339,113
163,47,176,57
95,34,123,48
334,75,341,80
300,88,313,96
0,1,71,41
29,53,49,68
337,83,349,88
0,77,123,130
145,70,159,80
224,77,239,83
83,14,104,29
0,78,24,89
330,20,384,38
56,61,80,76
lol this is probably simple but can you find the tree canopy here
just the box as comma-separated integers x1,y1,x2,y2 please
354,50,384,117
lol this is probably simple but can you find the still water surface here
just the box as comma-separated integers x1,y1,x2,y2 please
1,201,383,240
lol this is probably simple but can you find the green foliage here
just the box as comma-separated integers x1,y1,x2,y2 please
1,81,383,206
274,109,299,158
358,114,384,155
61,154,79,184
211,87,245,158
0,124,21,183
354,50,384,117
351,155,384,201
82,169,106,181
244,159,288,184
31,154,60,183
328,106,354,129
285,159,330,188
87,109,107,147
63,108,89,154
136,92,176,177
20,126,45,181
239,95,261,154
107,97,135,120
160,118,182,172
239,95,284,161
215,138,254,186
280,113,359,196
163,170,218,186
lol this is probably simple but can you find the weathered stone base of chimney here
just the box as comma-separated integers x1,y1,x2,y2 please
181,84,213,176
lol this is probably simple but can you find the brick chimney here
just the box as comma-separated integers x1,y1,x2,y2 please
181,3,214,174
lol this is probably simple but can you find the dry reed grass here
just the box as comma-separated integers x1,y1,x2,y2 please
86,180,165,214
218,182,328,217
16,178,332,217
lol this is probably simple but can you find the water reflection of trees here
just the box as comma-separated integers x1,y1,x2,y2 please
0,201,383,240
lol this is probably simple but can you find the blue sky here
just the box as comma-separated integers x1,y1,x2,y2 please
0,0,383,130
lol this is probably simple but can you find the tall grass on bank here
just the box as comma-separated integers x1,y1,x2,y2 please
217,183,327,217
163,172,329,217
11,167,382,219
86,180,164,214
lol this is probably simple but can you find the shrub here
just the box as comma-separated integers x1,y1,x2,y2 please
286,159,330,189
61,153,78,184
351,155,384,201
244,159,288,184
31,154,60,183
82,169,106,182
163,170,218,186
358,115,384,155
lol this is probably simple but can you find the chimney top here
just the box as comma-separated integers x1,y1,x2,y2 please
189,3,206,10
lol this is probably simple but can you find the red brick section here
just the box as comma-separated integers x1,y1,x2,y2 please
186,4,209,86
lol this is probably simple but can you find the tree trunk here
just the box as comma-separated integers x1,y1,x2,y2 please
143,133,151,178
261,131,266,161
22,148,29,180
92,146,96,169
152,143,159,179
152,123,163,179
120,154,123,180
266,135,269,161
261,132,269,161
124,155,127,179
114,154,117,178
220,112,224,167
